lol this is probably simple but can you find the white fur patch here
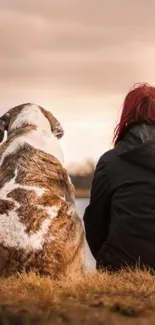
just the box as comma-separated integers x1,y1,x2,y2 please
10,105,51,133
9,169,46,197
0,169,58,250
66,175,76,216
0,104,64,166
68,205,76,216
68,175,72,183
0,128,64,166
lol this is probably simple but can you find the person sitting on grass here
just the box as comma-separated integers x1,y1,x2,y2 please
84,83,155,271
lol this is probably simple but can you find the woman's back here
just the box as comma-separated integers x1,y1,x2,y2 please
97,123,155,270
84,84,155,271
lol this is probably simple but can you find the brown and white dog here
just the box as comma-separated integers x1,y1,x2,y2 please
0,103,84,278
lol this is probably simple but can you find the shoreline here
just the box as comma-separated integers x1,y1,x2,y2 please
75,189,90,199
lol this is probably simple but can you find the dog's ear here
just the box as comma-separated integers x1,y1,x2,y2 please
41,108,64,139
51,117,64,139
0,112,10,143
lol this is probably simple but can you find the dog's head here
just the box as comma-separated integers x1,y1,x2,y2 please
0,103,64,143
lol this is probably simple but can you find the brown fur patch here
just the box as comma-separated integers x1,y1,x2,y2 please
8,188,49,234
0,200,15,214
40,106,64,138
0,104,28,134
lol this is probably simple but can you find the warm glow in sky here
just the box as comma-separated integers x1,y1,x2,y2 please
1,0,155,166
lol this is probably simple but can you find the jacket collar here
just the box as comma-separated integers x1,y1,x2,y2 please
115,123,155,156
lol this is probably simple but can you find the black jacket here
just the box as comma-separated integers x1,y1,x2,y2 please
83,123,155,271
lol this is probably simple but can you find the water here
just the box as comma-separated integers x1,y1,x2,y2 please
76,198,95,268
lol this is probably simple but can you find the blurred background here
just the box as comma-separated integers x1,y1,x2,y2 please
1,0,155,266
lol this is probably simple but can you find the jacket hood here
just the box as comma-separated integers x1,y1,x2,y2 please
115,123,155,172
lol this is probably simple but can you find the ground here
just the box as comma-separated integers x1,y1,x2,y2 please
0,268,155,324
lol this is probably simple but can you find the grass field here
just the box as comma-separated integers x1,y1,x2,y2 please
0,268,155,324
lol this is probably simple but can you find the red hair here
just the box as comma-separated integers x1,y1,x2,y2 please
114,83,155,145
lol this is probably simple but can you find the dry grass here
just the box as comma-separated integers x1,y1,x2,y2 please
0,269,155,324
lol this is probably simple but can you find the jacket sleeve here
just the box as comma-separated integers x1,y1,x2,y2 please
83,156,111,259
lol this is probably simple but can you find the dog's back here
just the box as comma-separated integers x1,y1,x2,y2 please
0,104,84,278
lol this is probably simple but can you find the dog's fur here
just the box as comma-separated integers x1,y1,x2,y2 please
0,103,84,278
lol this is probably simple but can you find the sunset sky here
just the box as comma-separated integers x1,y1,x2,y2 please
0,0,155,167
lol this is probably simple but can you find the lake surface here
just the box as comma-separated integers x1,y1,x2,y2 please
76,198,95,268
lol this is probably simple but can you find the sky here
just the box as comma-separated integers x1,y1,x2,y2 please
0,0,155,167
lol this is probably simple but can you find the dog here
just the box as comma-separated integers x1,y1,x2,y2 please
0,103,84,278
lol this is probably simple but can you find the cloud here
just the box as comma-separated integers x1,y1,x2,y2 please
0,1,155,96
1,1,155,162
